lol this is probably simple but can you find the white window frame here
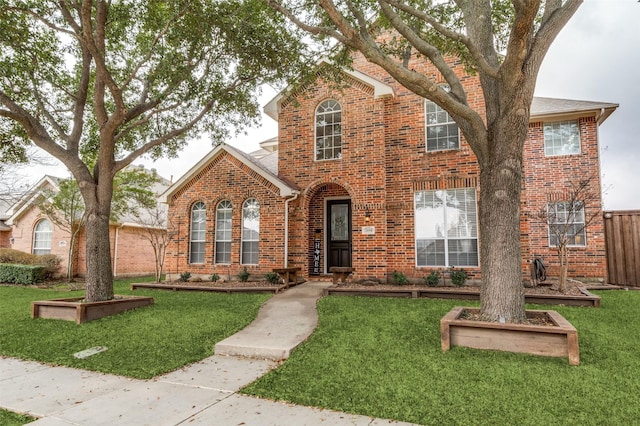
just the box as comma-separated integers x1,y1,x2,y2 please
33,219,52,255
214,200,232,264
189,201,206,264
547,201,587,247
414,188,478,267
241,198,260,265
544,120,581,156
315,99,342,161
425,87,460,152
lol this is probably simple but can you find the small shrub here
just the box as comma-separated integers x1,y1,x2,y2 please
210,273,220,282
450,267,468,287
0,248,62,279
423,271,440,287
179,271,191,282
264,271,279,284
0,263,46,284
392,270,408,285
238,267,250,282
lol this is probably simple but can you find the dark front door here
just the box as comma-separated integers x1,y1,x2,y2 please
327,200,352,270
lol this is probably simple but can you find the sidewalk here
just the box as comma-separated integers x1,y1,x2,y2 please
0,282,416,425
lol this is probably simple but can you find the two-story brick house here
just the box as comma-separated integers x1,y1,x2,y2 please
161,55,617,284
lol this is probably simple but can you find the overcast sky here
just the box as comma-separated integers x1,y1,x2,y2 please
27,0,639,211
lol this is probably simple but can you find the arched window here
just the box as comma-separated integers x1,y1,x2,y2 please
189,201,206,264
215,200,232,264
241,198,260,265
33,219,53,255
315,99,342,161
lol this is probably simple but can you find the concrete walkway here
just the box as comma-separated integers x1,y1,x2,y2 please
0,282,416,425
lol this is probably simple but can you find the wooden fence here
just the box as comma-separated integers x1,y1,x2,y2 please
604,210,640,287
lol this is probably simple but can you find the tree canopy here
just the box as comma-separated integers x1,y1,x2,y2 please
0,0,312,301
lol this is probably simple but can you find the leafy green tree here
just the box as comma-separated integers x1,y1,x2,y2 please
0,0,309,301
269,0,582,321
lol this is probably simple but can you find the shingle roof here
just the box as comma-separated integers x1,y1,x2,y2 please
531,97,618,123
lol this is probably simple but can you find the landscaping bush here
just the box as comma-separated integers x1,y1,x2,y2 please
265,271,279,284
238,267,250,282
0,249,61,281
449,267,468,287
210,273,220,282
423,271,440,287
391,270,408,285
0,263,46,284
179,271,191,282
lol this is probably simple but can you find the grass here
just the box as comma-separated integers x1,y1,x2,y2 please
242,291,640,425
0,409,36,425
0,277,271,379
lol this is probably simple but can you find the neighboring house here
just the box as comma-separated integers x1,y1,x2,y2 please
5,170,170,278
0,199,12,248
161,55,617,284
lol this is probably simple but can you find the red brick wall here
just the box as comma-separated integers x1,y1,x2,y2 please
164,151,286,280
276,53,605,283
521,117,607,282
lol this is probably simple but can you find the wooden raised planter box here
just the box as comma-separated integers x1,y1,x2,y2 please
441,307,579,365
324,286,600,307
130,282,292,293
31,295,154,324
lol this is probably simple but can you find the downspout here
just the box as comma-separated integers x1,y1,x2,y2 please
284,192,300,268
113,224,125,278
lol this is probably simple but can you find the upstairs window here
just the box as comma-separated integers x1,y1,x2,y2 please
215,200,232,264
548,201,587,247
189,201,206,264
425,87,459,151
415,188,478,267
315,99,342,161
33,219,52,255
544,120,581,156
241,198,260,265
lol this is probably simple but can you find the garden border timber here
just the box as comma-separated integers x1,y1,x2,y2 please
31,295,154,324
323,286,601,307
441,307,580,365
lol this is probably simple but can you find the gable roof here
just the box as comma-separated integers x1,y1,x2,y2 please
159,143,299,204
5,175,60,226
531,97,618,124
264,59,395,121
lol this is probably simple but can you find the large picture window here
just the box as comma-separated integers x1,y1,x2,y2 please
544,120,581,156
425,90,459,151
215,200,232,264
241,198,260,265
548,201,587,247
189,201,206,264
415,188,478,267
315,99,342,161
33,219,52,255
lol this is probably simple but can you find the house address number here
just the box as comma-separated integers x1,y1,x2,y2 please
361,226,375,235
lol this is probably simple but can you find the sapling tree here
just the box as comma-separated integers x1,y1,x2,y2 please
0,0,310,301
132,203,171,284
539,174,601,293
268,0,583,322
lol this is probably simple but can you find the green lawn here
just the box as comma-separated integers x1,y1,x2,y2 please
243,291,640,425
0,277,271,379
0,409,36,425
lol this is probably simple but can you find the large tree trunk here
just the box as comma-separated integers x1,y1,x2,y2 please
478,126,527,323
84,208,114,302
78,169,115,302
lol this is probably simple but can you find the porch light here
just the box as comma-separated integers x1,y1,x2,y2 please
364,210,372,222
